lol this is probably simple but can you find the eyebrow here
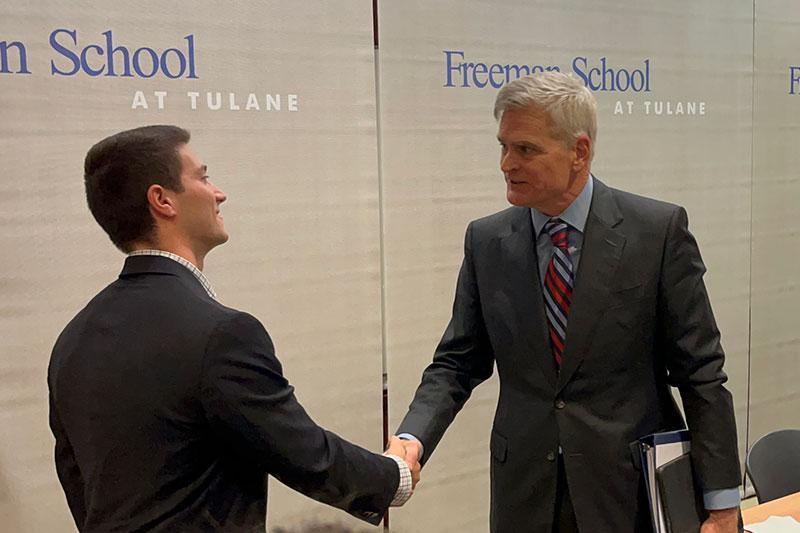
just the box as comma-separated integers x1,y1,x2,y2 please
497,137,536,147
197,164,207,176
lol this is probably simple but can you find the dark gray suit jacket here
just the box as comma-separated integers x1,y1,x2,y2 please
398,178,741,532
49,255,398,532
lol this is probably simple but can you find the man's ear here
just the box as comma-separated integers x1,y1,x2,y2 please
572,135,592,172
146,184,178,219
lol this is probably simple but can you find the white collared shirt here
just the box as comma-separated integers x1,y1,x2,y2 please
127,249,217,300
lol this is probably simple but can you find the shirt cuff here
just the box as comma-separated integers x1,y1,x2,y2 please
703,488,741,510
384,454,413,506
396,433,425,461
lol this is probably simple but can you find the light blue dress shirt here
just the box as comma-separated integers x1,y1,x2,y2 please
530,175,593,282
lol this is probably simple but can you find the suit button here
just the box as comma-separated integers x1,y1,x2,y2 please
555,398,566,409
546,451,556,462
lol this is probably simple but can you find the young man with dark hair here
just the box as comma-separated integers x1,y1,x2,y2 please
49,125,418,532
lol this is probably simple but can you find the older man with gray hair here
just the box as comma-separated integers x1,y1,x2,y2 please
396,72,742,532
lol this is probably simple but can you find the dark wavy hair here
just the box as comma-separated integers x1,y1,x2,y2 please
84,125,190,252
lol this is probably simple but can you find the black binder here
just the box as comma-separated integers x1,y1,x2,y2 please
656,453,708,533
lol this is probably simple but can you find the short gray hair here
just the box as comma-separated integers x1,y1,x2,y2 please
493,72,597,159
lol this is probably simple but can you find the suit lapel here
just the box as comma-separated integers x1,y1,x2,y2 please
558,179,625,392
499,207,558,390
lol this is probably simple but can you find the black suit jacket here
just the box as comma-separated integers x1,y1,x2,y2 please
49,255,398,532
397,178,741,532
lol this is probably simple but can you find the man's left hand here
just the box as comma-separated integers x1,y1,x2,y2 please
700,507,740,533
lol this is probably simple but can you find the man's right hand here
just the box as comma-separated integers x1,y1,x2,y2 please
385,436,421,490
400,439,422,490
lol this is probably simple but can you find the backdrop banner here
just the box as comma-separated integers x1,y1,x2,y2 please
3,1,799,531
378,1,753,530
750,0,800,460
0,1,383,531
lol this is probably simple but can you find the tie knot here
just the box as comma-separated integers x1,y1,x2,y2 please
545,219,570,250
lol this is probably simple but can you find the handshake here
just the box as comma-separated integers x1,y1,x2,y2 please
384,436,423,505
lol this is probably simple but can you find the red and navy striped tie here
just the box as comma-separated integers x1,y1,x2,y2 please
543,218,573,368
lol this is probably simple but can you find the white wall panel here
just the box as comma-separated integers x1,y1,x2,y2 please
2,0,800,530
749,0,800,454
0,2,383,531
378,1,752,530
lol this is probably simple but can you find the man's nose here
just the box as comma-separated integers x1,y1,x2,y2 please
212,182,227,203
500,151,516,173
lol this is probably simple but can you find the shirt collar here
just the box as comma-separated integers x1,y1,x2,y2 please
531,174,594,236
127,249,217,300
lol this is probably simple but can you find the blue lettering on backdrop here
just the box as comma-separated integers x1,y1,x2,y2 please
0,39,31,74
790,66,800,95
50,29,81,75
50,29,198,79
443,50,560,88
443,51,651,92
572,56,650,92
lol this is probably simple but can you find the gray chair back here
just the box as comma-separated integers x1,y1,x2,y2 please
745,429,800,503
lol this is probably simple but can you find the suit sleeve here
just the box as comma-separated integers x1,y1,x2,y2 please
397,222,495,463
49,390,87,529
658,206,742,491
199,312,398,525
